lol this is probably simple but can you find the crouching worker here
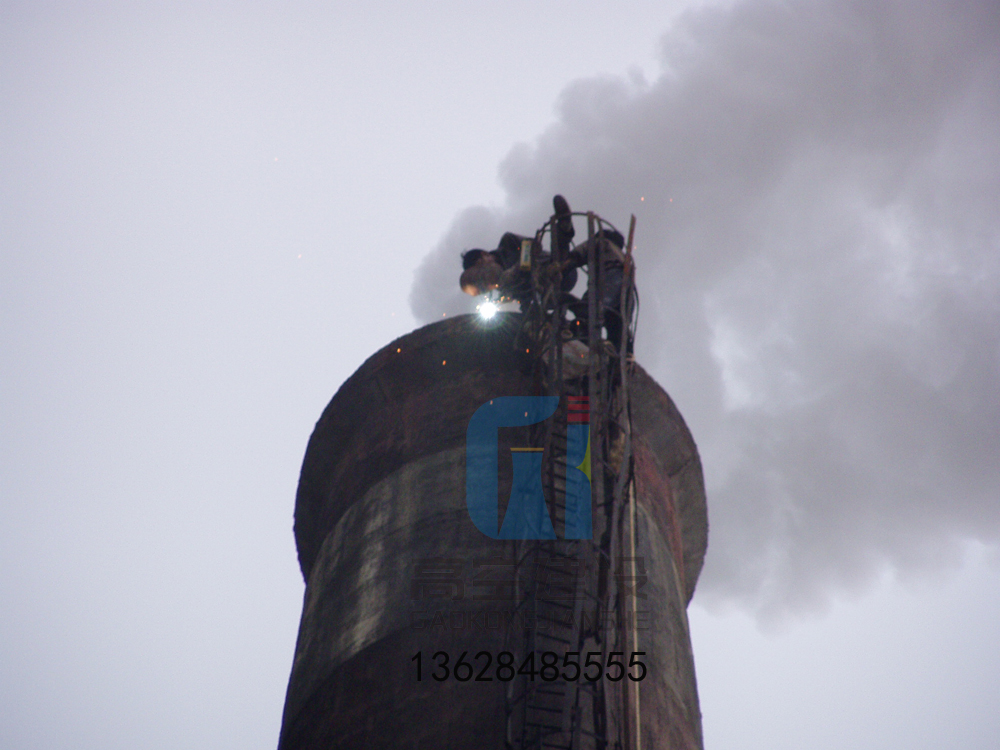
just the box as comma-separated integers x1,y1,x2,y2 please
459,248,503,296
459,233,535,308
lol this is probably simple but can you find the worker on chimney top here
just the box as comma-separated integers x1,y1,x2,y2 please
459,232,536,306
458,195,629,351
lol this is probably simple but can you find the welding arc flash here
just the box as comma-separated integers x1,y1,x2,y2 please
479,300,498,320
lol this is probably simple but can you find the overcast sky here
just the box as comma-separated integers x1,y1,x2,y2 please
1,2,997,749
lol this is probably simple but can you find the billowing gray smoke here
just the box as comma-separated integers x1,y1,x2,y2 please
410,0,999,620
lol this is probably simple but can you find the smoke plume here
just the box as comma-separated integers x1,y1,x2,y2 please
410,0,999,619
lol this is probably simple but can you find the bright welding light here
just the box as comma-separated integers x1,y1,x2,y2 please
479,299,499,320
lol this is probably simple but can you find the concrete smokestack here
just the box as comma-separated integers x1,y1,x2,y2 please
277,313,708,749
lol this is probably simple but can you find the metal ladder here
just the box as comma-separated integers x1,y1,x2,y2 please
504,209,639,750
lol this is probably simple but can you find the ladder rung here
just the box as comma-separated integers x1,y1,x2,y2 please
536,607,573,619
525,721,563,732
539,586,576,598
536,572,577,583
526,705,561,715
535,631,571,645
542,550,576,561
534,686,567,697
537,619,573,631
536,618,573,631
539,599,574,610
536,610,573,623
536,563,577,574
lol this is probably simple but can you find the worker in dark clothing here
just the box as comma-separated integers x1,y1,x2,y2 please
552,194,575,260
460,195,581,304
459,248,503,296
552,194,579,297
459,233,533,305
563,227,628,351
458,196,630,352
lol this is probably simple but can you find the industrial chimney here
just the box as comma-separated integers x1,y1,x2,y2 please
277,312,708,750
